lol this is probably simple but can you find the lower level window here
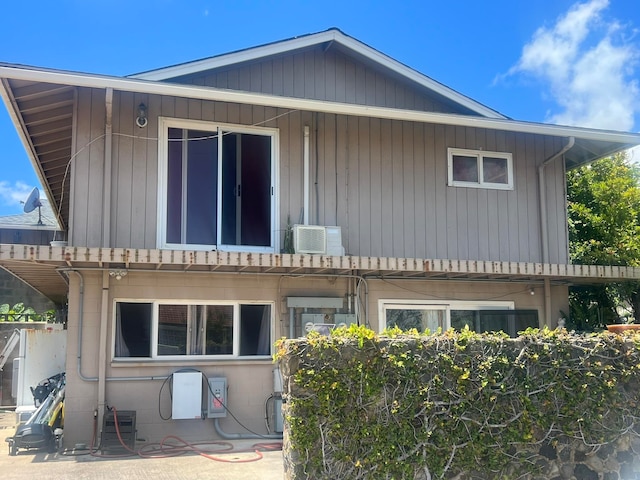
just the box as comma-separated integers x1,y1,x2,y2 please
115,301,272,359
381,301,537,337
384,306,446,333
450,309,538,337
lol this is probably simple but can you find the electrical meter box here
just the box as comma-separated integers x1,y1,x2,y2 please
207,377,227,418
301,313,330,334
172,371,202,419
334,314,357,328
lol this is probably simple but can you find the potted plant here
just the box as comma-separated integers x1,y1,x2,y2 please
606,323,640,333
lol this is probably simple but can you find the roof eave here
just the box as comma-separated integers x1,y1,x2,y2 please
0,78,66,229
1,63,639,183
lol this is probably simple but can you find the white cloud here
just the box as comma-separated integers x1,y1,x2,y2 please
0,181,36,210
506,0,640,131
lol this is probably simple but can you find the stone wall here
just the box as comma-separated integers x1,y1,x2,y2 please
470,435,640,480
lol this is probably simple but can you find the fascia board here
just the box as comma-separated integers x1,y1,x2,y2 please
1,64,640,147
331,31,506,119
129,30,339,81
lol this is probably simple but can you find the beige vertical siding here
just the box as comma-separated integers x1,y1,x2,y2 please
70,88,569,264
70,88,105,247
174,47,471,115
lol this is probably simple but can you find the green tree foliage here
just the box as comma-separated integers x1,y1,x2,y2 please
0,302,50,322
566,153,640,328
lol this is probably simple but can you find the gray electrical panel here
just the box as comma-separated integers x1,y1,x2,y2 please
207,377,227,418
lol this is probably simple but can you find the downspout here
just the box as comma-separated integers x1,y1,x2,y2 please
103,88,113,247
538,136,574,325
289,306,295,339
97,270,110,419
544,278,552,328
538,136,574,263
303,125,310,225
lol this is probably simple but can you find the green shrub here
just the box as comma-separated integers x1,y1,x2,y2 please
276,325,640,479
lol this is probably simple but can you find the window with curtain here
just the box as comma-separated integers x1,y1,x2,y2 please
114,301,272,359
159,118,276,252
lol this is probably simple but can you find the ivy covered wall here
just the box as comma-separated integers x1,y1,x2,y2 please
276,327,640,479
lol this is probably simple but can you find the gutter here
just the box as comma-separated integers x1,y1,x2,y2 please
1,65,639,144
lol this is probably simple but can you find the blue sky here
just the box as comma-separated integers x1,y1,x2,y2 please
0,0,639,216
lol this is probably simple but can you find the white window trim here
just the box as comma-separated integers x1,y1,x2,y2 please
112,298,275,361
157,117,280,252
447,147,514,190
378,299,514,333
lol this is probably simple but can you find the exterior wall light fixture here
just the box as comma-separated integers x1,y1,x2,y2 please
136,103,148,128
109,269,128,280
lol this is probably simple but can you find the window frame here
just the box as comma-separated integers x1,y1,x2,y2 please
112,299,274,362
157,117,280,252
447,147,514,190
378,299,515,333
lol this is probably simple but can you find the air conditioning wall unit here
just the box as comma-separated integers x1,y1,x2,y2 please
293,225,344,255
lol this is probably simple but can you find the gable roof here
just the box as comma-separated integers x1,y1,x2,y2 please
129,28,507,119
1,34,640,231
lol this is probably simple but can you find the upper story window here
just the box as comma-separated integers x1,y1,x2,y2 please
158,118,278,252
114,300,273,360
447,148,513,190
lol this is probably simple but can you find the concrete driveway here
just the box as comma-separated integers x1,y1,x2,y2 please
1,410,284,480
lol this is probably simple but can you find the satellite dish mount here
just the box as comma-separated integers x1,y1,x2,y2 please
23,187,43,226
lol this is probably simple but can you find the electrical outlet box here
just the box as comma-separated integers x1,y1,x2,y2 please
207,377,227,418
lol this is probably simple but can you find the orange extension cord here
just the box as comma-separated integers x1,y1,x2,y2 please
83,406,281,463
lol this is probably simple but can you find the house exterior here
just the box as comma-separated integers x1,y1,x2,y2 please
1,29,640,447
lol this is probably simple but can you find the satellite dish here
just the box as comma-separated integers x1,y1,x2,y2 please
23,187,43,225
